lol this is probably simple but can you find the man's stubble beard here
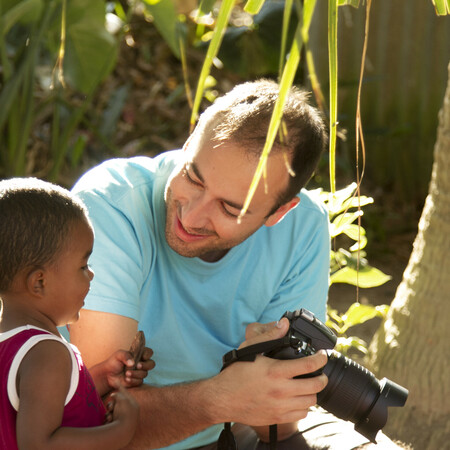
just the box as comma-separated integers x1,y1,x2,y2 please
164,188,257,261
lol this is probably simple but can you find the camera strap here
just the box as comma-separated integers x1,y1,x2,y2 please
218,336,291,450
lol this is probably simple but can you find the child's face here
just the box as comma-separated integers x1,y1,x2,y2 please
44,219,94,327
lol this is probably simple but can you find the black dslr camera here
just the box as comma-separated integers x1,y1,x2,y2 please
265,309,409,443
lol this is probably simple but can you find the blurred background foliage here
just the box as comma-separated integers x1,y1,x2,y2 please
1,1,448,204
1,0,449,297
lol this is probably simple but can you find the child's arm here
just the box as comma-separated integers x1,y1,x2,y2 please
16,340,138,450
89,346,155,397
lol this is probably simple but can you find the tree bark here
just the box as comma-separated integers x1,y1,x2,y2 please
367,62,450,449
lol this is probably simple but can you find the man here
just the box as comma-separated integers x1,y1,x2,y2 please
69,79,331,449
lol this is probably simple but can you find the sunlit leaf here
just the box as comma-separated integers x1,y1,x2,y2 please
190,0,235,127
325,182,357,213
342,303,386,329
244,0,265,14
349,235,367,251
239,21,303,219
431,0,450,15
338,0,360,7
335,336,368,354
328,0,338,192
330,266,392,287
342,223,366,240
330,211,363,237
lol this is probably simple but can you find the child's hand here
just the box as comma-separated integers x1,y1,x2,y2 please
104,347,155,390
123,346,155,387
106,385,139,440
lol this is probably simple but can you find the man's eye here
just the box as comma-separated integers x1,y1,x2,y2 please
222,203,240,218
184,168,201,186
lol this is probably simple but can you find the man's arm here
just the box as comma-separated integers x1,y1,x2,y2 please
70,311,328,449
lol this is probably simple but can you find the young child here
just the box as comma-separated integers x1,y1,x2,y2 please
0,178,154,450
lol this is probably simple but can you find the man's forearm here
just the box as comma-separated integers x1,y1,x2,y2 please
124,378,220,449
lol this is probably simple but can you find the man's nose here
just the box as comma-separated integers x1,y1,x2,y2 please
181,192,213,230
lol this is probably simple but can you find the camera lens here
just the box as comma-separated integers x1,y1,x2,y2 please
318,350,408,442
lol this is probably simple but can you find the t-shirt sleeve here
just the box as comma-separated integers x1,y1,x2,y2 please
75,189,146,321
259,201,330,324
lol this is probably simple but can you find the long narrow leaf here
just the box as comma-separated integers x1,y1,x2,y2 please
238,23,303,220
328,0,338,193
190,0,235,128
338,0,360,6
244,0,265,15
302,0,327,112
278,0,293,78
431,0,450,15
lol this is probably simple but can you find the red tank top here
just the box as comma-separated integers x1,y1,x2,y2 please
0,326,106,449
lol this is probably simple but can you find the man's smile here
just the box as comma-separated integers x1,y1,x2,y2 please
174,215,216,243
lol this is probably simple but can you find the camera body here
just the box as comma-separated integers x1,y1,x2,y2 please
265,309,409,443
265,308,336,359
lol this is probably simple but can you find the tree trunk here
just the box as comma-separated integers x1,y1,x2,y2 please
367,62,450,449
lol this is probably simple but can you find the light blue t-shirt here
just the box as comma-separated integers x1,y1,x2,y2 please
72,150,330,450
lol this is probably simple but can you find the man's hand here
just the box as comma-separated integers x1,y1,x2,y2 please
213,318,328,429
243,317,290,346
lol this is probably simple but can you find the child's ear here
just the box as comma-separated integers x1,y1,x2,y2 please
26,269,46,297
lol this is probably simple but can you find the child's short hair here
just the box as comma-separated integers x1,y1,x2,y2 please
0,178,90,293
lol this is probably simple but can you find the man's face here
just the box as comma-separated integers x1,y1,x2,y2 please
164,139,293,262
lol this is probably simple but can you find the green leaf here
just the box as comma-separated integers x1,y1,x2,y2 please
328,0,338,192
0,0,43,35
335,336,368,354
143,0,180,58
197,0,216,17
42,0,119,94
342,303,386,329
330,211,363,237
64,24,117,94
325,182,357,214
339,195,374,213
244,0,265,14
330,266,392,288
99,84,130,139
375,304,390,317
431,0,450,15
338,0,360,7
339,337,367,352
342,223,366,240
239,20,303,218
190,0,236,126
349,236,367,251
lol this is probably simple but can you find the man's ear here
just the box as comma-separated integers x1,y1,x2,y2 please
26,269,46,297
265,197,300,227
